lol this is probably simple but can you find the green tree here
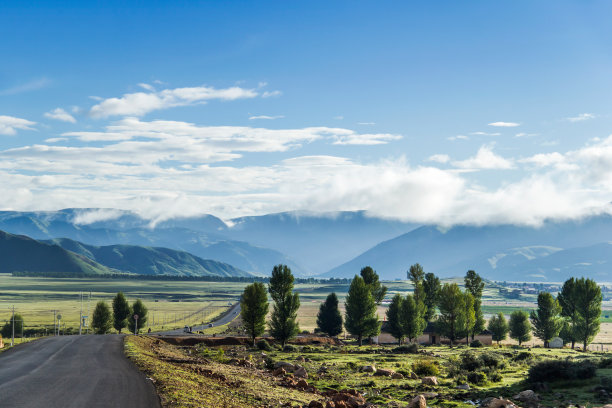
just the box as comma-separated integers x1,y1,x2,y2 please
344,275,380,346
464,270,486,339
488,312,509,344
316,292,343,337
401,294,426,342
437,283,464,345
557,278,580,348
268,264,300,348
91,301,113,334
385,293,404,345
574,277,602,350
360,266,387,304
423,272,441,322
1,313,24,338
530,292,562,348
509,310,531,346
128,299,148,334
559,320,573,346
407,263,425,303
459,291,475,345
241,282,269,346
112,292,130,333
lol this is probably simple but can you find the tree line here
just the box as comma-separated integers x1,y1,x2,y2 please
90,293,149,334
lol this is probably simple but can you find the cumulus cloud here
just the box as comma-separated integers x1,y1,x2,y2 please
332,132,402,145
488,121,520,127
452,145,514,170
89,85,258,118
0,115,36,135
448,135,469,141
567,113,595,122
44,108,76,123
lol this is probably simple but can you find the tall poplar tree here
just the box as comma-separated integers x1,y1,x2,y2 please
464,270,486,339
407,263,425,303
112,292,130,333
423,272,441,323
488,312,509,344
575,277,602,350
241,282,269,346
401,293,426,343
345,275,380,346
268,264,300,348
437,283,464,345
316,292,343,337
509,310,531,346
557,277,580,348
360,266,387,304
530,292,562,348
386,293,404,345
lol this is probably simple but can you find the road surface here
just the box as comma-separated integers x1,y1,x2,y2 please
0,335,160,408
157,301,241,335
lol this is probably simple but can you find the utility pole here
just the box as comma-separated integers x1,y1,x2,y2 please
79,292,83,335
11,305,15,347
53,310,57,336
87,291,91,334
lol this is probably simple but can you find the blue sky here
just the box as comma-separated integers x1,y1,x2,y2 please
1,1,612,225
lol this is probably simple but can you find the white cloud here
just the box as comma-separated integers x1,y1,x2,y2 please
90,85,258,118
72,208,125,225
358,122,376,125
262,90,282,98
249,115,284,120
332,132,402,145
333,116,344,120
0,78,51,95
427,154,450,164
447,135,469,141
44,108,76,123
0,115,36,135
470,131,501,136
567,113,595,122
515,132,537,138
138,83,155,91
452,145,514,170
488,121,520,127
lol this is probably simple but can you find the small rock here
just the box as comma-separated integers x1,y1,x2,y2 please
373,368,395,377
318,365,329,374
513,390,539,407
409,395,426,408
296,355,306,363
479,397,518,408
272,367,286,377
294,366,308,378
274,361,295,371
421,376,438,386
361,365,376,373
409,372,418,379
456,384,470,390
391,372,404,379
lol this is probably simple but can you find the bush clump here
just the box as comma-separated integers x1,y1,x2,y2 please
599,357,612,369
392,343,419,354
528,359,597,383
412,359,440,377
256,339,273,351
470,339,483,348
467,371,488,385
283,344,297,352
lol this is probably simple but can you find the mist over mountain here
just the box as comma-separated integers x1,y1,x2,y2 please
325,215,612,281
1,208,611,281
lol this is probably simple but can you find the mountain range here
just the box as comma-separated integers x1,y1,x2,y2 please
0,208,611,281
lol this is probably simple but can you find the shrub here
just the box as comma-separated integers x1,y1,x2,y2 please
346,361,358,371
283,345,297,352
467,371,487,385
256,339,273,351
470,339,483,348
528,359,597,383
512,351,533,363
486,369,503,383
412,359,440,377
397,369,411,377
600,357,612,369
264,357,275,370
480,352,505,369
392,343,419,354
460,351,482,371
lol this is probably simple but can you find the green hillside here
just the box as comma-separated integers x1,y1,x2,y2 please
46,238,250,277
0,230,114,276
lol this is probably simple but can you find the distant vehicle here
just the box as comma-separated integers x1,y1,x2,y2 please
183,325,190,333
208,323,213,328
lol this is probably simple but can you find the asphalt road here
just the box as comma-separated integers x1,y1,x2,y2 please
157,301,241,335
0,335,160,408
